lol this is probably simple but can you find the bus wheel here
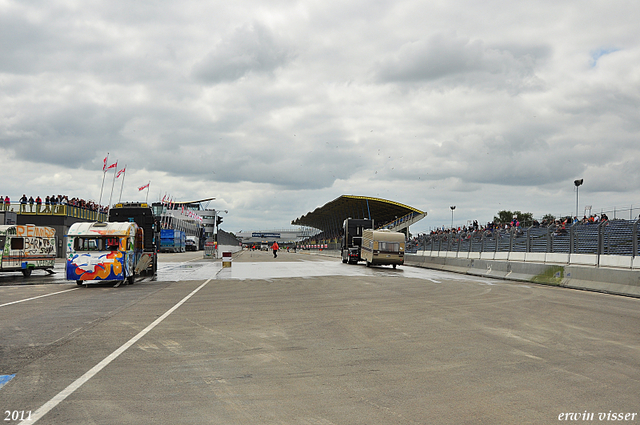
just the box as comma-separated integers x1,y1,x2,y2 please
22,269,32,277
76,280,84,286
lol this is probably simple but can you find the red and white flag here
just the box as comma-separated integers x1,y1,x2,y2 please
102,156,109,172
104,161,117,172
116,166,126,178
138,182,150,191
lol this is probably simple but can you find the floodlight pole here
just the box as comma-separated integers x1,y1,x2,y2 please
574,179,584,218
450,206,456,229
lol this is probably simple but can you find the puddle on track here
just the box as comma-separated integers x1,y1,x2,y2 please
156,260,500,285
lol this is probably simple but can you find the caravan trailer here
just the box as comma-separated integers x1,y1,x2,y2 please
66,222,143,285
361,229,405,268
0,224,56,276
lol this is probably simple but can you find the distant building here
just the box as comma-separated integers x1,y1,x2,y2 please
152,197,218,249
235,227,320,245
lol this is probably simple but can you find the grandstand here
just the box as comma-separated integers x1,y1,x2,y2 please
291,195,426,248
409,219,640,258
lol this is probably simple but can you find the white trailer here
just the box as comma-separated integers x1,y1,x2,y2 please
361,229,405,268
0,224,56,276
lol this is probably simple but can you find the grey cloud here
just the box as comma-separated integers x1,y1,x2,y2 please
1,103,130,167
376,32,546,92
192,23,294,83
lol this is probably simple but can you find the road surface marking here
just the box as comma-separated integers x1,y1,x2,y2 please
21,278,212,424
0,288,79,308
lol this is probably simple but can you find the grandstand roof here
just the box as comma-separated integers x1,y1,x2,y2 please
291,195,425,232
173,197,216,205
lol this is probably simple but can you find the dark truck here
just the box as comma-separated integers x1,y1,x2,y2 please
108,202,158,277
341,218,373,264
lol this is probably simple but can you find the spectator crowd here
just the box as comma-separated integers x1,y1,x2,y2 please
408,214,612,250
0,194,108,214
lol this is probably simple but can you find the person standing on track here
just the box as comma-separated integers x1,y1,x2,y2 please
271,241,279,258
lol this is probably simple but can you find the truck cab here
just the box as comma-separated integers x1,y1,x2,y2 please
108,203,158,276
341,218,373,264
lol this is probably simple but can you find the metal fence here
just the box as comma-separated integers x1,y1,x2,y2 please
408,219,640,257
4,202,107,222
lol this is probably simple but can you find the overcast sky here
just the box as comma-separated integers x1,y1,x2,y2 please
1,0,639,234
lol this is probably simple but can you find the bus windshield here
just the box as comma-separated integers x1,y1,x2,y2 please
74,237,121,252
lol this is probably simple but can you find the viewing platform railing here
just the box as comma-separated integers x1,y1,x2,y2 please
2,203,107,222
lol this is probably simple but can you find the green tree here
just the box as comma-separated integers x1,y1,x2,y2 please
494,210,514,224
494,210,534,226
541,214,555,224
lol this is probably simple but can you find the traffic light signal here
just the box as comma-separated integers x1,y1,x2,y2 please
216,217,223,226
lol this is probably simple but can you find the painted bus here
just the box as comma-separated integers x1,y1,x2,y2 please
0,224,56,276
361,229,405,268
66,222,143,286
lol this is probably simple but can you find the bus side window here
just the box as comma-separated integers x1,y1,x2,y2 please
11,237,24,250
105,237,119,251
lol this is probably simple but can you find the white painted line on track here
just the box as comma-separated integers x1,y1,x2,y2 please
21,278,213,424
0,288,79,308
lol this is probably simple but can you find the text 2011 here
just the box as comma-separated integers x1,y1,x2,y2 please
4,411,32,422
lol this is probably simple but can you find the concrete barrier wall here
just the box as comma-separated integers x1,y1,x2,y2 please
405,253,640,298
216,244,243,259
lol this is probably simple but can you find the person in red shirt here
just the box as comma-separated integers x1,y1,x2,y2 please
271,241,279,258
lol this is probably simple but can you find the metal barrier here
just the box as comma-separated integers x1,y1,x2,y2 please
409,219,640,259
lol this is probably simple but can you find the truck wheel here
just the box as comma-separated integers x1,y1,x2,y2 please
127,275,135,285
76,280,84,286
393,264,397,269
366,261,371,267
21,269,32,277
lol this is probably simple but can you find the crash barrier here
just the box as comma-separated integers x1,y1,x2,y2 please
405,220,640,297
405,253,640,298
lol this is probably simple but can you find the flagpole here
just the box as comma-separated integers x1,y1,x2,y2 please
146,181,150,203
118,165,127,204
98,153,109,221
108,162,118,210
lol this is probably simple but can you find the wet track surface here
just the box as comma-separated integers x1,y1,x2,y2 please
1,250,640,424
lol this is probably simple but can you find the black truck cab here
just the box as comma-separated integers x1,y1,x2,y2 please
341,218,373,264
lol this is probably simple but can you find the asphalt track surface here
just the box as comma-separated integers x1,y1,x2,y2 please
1,250,639,424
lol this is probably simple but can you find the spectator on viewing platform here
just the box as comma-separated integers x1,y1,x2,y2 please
19,194,27,212
4,196,10,211
28,196,34,212
43,196,51,213
35,196,42,213
50,195,58,213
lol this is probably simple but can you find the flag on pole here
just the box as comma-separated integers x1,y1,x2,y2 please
104,161,117,172
116,166,126,178
102,156,109,172
138,182,150,191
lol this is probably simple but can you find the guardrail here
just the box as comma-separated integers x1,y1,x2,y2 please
408,219,640,268
3,203,107,222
